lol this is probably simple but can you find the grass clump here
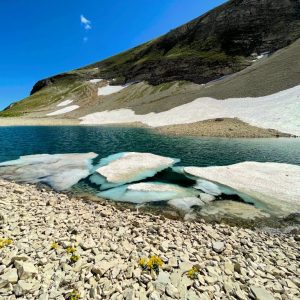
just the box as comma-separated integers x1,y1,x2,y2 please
70,254,80,264
187,266,200,280
66,290,81,300
0,238,13,249
66,246,77,254
138,255,164,274
50,242,59,250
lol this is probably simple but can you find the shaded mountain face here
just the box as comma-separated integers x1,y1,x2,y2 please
30,0,300,94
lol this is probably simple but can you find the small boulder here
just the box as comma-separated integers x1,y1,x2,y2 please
212,241,225,253
14,280,33,296
16,262,38,280
250,286,275,300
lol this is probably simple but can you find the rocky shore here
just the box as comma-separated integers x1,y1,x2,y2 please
0,117,293,138
0,179,299,300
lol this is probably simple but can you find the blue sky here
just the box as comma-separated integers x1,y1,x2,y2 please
0,0,226,110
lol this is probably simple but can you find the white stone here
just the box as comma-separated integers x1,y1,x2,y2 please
250,286,275,300
16,262,38,280
212,241,225,253
14,280,33,296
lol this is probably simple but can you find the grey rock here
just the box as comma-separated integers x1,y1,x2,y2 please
212,241,225,253
250,286,275,300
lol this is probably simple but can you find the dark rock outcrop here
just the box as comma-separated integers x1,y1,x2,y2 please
31,0,300,93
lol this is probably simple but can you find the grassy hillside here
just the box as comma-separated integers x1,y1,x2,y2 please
1,0,300,117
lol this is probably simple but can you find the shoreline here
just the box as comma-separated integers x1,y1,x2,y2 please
0,117,295,138
0,179,299,299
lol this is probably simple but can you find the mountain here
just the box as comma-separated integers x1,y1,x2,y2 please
1,0,300,137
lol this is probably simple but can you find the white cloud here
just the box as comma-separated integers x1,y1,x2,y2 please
80,15,92,30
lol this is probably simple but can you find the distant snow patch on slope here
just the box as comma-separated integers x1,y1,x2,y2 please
89,79,103,84
57,100,73,107
47,105,79,116
97,85,126,96
184,162,300,215
80,85,300,136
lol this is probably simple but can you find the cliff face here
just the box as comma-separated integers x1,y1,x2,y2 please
90,0,300,85
30,0,300,94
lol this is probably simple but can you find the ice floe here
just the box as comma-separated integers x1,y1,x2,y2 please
184,162,300,215
98,182,196,204
57,100,73,107
0,153,97,191
47,105,79,116
97,84,126,96
90,152,179,189
80,84,300,136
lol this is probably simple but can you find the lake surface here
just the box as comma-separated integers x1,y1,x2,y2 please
0,126,300,166
0,126,299,228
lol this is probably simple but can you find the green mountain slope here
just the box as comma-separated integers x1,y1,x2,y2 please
1,0,300,118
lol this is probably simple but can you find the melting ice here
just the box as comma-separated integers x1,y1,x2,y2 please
0,153,98,191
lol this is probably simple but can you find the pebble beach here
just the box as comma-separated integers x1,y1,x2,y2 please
0,179,299,300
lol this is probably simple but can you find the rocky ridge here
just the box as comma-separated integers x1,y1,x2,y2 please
0,179,299,299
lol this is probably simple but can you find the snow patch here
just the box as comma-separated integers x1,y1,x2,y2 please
47,105,79,116
80,85,300,136
97,85,126,96
89,79,103,84
57,100,73,107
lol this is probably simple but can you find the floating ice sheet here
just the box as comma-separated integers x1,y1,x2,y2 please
90,152,180,190
0,153,98,191
184,162,300,216
98,182,196,204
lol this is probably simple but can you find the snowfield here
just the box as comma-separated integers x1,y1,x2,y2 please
47,105,79,116
97,85,126,96
80,85,300,136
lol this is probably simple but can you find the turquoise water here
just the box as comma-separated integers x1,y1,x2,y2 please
0,126,299,166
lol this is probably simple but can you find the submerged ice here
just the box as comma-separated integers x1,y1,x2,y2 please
0,153,98,191
98,182,197,204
